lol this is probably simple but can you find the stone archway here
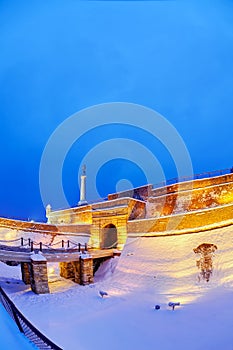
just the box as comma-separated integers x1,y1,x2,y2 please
101,224,118,249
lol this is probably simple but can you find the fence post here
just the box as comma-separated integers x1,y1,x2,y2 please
67,240,70,248
85,243,88,251
62,240,64,248
21,238,23,246
78,243,81,252
12,308,24,333
39,242,42,252
28,238,31,246
30,241,33,252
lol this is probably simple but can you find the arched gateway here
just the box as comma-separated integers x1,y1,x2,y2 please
101,224,118,249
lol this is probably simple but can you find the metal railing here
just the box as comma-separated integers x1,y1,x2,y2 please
152,167,233,189
0,238,88,253
0,286,62,350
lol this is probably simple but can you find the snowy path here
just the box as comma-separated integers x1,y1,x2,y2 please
1,225,233,349
0,304,35,349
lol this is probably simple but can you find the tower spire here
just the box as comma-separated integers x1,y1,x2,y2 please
78,164,88,206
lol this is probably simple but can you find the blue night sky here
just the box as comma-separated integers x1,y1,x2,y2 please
0,1,233,221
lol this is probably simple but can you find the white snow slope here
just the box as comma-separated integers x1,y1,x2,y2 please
0,304,36,349
1,224,233,350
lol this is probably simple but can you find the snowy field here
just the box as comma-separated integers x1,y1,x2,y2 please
0,304,35,349
1,225,233,349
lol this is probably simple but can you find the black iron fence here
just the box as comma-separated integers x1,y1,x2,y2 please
0,286,62,349
0,238,88,253
153,167,233,189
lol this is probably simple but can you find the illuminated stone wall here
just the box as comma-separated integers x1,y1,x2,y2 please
0,217,59,234
55,224,91,234
47,198,145,250
48,198,145,225
59,257,94,285
108,184,153,201
90,206,128,250
151,173,233,197
47,205,92,225
1,173,233,251
30,255,49,294
0,217,91,236
92,197,146,219
147,175,233,218
128,203,233,234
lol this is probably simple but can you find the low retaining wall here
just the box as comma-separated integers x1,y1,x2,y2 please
151,173,233,197
128,203,233,234
147,181,233,217
60,256,93,285
47,205,92,225
108,184,153,201
0,217,59,234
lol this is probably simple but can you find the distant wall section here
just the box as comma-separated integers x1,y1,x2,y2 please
128,203,233,235
147,174,233,218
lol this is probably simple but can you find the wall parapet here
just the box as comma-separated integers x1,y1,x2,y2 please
128,203,233,235
151,173,233,198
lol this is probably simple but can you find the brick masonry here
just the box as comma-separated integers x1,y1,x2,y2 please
46,173,233,247
30,255,49,294
60,257,93,285
151,173,233,197
128,203,233,234
80,257,94,285
108,184,153,201
3,172,233,280
147,181,233,218
21,262,31,285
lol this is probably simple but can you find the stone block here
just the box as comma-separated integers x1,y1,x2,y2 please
30,254,49,294
21,263,31,285
80,257,93,285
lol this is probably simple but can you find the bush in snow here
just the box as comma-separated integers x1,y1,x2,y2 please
168,302,180,310
99,290,108,298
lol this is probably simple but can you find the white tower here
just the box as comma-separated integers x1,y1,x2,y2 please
46,204,51,223
78,164,88,206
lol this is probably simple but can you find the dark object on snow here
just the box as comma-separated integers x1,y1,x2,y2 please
194,243,217,283
99,290,108,298
168,302,180,310
154,305,160,310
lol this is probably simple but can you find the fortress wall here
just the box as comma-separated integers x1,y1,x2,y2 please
147,181,233,218
151,173,233,197
55,224,91,235
0,217,91,237
92,198,130,209
92,198,146,220
70,210,92,224
49,198,145,225
128,200,146,220
108,184,153,201
48,205,92,225
0,217,59,234
128,203,233,234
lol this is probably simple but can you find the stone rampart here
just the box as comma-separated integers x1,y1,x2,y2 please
128,203,233,234
108,184,153,201
147,180,233,218
0,217,59,234
151,173,233,197
47,205,92,225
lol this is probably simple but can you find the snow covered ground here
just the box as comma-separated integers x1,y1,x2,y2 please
0,304,35,349
1,224,233,349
